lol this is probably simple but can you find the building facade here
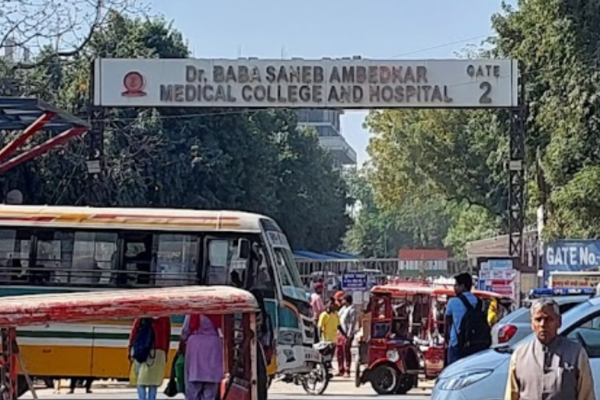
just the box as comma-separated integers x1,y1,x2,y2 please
296,109,357,168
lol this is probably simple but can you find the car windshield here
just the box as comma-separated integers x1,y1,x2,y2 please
504,299,595,351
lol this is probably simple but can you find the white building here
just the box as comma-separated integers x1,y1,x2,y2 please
297,109,357,168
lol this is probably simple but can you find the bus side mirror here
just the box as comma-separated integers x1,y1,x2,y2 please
237,239,251,260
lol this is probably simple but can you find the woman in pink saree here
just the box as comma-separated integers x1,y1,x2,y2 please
180,314,224,400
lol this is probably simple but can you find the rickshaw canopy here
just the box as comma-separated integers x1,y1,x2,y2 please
370,283,511,301
0,285,259,327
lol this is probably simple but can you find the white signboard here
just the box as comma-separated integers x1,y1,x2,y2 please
93,58,519,108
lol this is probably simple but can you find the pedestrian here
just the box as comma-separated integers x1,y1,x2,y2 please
129,316,172,400
488,298,499,327
311,282,326,341
180,314,224,400
337,294,357,377
444,272,491,365
504,297,595,400
318,298,341,344
334,290,345,308
68,378,93,394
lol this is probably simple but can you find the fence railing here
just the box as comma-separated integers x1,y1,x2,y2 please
296,258,470,288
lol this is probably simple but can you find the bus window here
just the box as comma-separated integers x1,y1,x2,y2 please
272,247,304,289
35,230,74,284
71,231,118,285
154,234,199,286
206,239,238,285
122,233,155,286
250,245,274,291
0,229,32,283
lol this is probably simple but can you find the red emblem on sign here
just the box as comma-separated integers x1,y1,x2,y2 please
122,71,146,97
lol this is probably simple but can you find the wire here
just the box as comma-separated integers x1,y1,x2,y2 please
388,35,491,58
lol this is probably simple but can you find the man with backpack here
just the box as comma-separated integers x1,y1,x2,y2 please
444,272,491,365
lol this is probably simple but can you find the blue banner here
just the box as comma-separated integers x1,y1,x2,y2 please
544,240,600,273
488,259,513,270
341,273,368,291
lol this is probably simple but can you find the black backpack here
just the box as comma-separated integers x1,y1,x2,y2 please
457,294,491,357
132,318,156,364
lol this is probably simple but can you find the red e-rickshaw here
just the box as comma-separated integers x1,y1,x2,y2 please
355,282,428,395
0,286,263,400
415,285,511,379
356,281,511,394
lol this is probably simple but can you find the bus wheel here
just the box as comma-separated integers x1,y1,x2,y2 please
17,376,29,398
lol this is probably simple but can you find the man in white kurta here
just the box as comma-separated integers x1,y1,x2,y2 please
504,298,595,400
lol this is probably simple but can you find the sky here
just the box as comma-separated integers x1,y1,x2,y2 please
148,0,516,166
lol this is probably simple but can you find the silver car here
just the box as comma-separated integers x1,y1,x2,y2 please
491,294,591,347
432,296,600,400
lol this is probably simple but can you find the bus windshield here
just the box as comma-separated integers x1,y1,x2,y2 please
273,246,303,288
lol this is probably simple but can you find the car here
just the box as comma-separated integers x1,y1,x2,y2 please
491,288,595,347
431,293,600,400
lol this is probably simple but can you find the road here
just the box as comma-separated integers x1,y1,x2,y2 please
21,378,432,400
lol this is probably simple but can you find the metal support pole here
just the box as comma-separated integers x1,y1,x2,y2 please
86,60,106,206
508,73,527,261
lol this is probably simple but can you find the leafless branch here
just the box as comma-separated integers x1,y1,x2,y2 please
0,0,150,70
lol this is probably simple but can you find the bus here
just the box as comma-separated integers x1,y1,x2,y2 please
0,205,317,388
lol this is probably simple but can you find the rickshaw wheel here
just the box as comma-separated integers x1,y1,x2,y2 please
370,364,400,395
395,374,417,395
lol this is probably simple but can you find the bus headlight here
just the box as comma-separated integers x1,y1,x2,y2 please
280,331,295,345
386,349,399,363
280,331,303,345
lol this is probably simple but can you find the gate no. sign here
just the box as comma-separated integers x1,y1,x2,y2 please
341,273,368,291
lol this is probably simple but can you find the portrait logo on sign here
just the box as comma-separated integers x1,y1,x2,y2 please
121,71,146,97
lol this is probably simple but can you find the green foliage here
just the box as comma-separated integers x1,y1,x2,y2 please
343,167,454,257
0,12,348,252
493,0,600,240
348,0,600,254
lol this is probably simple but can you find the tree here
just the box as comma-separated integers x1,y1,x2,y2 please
444,205,501,258
0,0,147,69
0,12,350,252
343,167,453,258
365,108,509,226
492,0,600,240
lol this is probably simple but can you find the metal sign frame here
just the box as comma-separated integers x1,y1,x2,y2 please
87,59,527,259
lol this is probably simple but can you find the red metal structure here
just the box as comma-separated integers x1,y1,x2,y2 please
0,286,260,400
0,97,89,174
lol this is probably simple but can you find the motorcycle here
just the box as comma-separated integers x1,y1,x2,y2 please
279,341,335,395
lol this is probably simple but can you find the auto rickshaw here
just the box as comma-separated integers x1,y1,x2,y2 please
355,282,428,395
0,285,264,400
417,285,511,379
356,281,512,393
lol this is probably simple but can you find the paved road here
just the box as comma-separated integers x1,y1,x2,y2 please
21,378,432,400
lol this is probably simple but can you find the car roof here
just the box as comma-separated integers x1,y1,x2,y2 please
524,294,591,306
